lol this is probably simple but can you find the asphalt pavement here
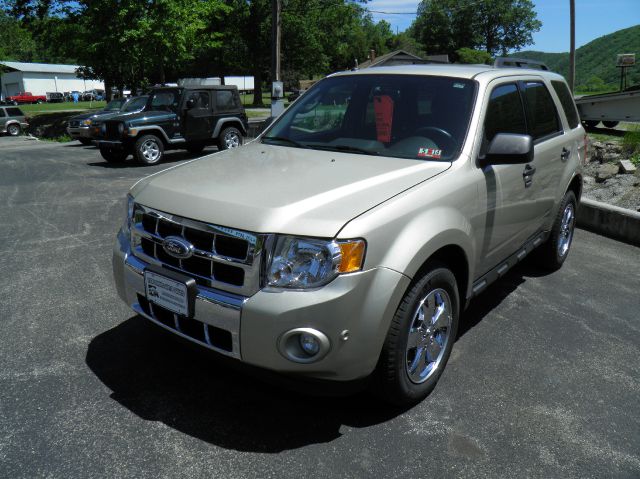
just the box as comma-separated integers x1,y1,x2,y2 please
1,136,639,478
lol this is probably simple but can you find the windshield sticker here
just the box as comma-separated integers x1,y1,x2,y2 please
418,147,442,159
373,95,394,143
453,83,466,89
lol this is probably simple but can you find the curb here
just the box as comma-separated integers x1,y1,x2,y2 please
577,198,640,246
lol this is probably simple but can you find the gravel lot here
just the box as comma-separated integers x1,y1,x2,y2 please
1,137,639,478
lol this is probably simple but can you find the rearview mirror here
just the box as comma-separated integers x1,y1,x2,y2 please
482,133,533,165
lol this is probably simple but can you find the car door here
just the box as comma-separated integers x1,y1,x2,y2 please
184,91,213,141
519,79,567,225
476,80,541,273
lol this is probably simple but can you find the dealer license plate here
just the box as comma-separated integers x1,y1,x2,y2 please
144,270,189,316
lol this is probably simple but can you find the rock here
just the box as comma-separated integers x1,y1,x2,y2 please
595,163,619,183
619,160,637,174
605,142,623,154
603,152,620,162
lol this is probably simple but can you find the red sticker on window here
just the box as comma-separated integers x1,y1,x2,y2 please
374,95,394,143
417,147,442,159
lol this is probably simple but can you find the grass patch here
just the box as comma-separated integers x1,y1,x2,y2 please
622,124,640,154
20,101,106,116
40,134,73,143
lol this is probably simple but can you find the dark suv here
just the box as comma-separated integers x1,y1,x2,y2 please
96,85,248,165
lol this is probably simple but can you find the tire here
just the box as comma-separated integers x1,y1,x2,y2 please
7,123,21,136
134,134,164,165
583,120,599,128
537,190,577,270
217,127,243,150
376,263,460,405
602,121,619,128
79,138,92,146
99,146,128,163
36,99,43,104
186,142,206,155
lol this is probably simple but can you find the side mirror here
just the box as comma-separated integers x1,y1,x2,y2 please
186,99,195,109
483,133,533,165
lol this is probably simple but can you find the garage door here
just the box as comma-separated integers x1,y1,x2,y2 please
5,83,20,96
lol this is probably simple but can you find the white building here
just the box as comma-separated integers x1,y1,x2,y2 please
0,61,104,98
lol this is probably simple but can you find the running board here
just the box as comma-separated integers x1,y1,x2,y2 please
470,231,549,298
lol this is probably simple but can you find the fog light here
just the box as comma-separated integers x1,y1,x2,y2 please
299,333,320,356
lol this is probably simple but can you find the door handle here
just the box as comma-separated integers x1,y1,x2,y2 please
561,147,570,161
523,164,535,188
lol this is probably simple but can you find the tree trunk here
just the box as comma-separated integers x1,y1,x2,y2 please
104,79,112,101
253,68,264,107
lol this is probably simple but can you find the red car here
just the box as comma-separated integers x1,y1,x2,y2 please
6,92,46,105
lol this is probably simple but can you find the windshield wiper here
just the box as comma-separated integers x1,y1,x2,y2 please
261,136,305,148
308,144,379,155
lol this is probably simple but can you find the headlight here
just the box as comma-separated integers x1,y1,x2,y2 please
82,119,92,126
267,236,365,290
125,194,135,231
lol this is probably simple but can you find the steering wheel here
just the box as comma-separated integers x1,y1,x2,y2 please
414,126,456,151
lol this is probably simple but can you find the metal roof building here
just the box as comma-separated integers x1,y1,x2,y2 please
0,61,104,99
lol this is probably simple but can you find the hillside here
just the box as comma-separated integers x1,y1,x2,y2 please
512,25,640,90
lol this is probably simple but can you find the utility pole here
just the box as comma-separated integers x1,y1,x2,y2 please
270,0,284,118
569,0,576,92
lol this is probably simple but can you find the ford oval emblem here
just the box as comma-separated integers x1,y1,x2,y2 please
162,236,194,259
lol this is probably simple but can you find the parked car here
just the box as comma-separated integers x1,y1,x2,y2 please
46,92,64,103
113,64,585,405
82,89,105,101
67,96,148,145
96,85,248,164
0,106,28,136
6,92,46,105
65,91,82,102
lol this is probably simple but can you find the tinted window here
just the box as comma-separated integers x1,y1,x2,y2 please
484,84,527,142
105,99,126,111
6,107,24,116
122,96,148,112
150,90,179,112
187,91,209,109
551,80,579,129
522,82,561,140
0,109,5,117
216,90,236,111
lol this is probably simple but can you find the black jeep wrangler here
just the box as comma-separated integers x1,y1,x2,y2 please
96,85,248,165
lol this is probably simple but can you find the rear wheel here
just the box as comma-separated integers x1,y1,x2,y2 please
602,121,619,128
537,191,577,270
7,123,21,136
134,134,164,165
99,146,128,163
376,263,459,405
583,120,599,128
217,127,242,150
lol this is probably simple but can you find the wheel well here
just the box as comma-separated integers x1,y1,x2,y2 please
567,174,582,201
414,245,470,306
218,121,245,136
134,130,168,147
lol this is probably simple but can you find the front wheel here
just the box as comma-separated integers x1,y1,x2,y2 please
134,134,164,165
375,264,459,405
537,190,577,270
99,146,128,163
7,123,21,136
602,121,619,128
217,127,243,150
583,120,599,128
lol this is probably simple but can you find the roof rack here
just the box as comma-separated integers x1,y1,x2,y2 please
494,57,549,71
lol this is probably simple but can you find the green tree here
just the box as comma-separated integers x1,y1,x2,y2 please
456,47,493,65
0,10,37,61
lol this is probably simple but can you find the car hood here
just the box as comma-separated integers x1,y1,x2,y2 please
131,142,450,237
116,110,176,125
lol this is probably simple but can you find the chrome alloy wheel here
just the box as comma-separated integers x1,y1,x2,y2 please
405,288,452,384
557,203,575,258
224,131,240,148
7,124,20,136
141,139,160,162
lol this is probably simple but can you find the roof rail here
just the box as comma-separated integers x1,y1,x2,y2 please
494,57,549,71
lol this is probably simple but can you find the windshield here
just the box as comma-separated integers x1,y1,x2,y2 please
264,74,476,161
122,96,148,112
105,99,126,111
149,89,180,112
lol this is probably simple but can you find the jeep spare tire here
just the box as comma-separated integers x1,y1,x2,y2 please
218,126,242,150
135,134,164,165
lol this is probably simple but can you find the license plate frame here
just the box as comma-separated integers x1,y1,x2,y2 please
143,265,197,318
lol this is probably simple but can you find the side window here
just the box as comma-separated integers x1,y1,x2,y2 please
187,91,209,109
484,83,527,143
6,107,24,116
522,81,561,140
0,109,6,117
551,80,580,129
216,90,235,111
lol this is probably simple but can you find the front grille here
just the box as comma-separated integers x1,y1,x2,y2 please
137,294,233,351
105,121,121,140
131,204,270,296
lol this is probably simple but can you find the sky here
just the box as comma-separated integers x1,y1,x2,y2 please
366,0,640,53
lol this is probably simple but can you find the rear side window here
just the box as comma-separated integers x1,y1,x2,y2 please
216,90,239,111
0,109,6,117
484,83,527,142
551,80,580,129
7,107,24,116
522,82,561,140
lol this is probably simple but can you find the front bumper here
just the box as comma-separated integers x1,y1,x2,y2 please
113,229,410,381
67,126,92,139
